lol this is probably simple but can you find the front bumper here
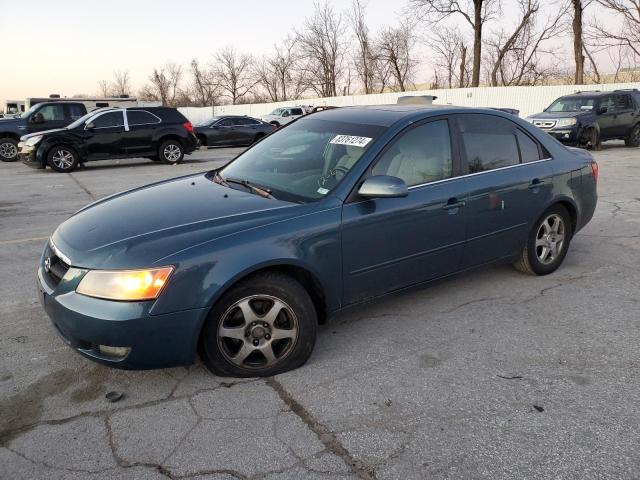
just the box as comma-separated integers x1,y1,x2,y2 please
541,128,579,144
19,143,46,168
37,263,206,370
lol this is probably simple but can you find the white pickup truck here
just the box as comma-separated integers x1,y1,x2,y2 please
261,106,309,128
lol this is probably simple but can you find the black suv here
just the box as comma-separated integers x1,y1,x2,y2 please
527,89,640,148
19,107,198,172
0,101,88,162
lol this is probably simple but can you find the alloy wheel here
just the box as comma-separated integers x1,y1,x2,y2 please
51,149,74,170
0,142,17,160
217,294,299,369
535,213,565,265
163,144,182,162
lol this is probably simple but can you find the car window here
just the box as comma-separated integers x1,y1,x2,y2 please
599,96,615,112
614,95,633,111
372,120,452,186
91,111,124,128
67,104,85,120
238,118,260,125
220,117,387,202
127,110,161,125
291,108,304,116
516,130,541,163
38,104,65,121
459,114,519,173
218,118,237,127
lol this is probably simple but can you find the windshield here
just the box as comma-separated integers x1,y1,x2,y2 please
269,108,284,116
197,116,220,127
546,97,596,112
218,117,387,202
21,104,41,119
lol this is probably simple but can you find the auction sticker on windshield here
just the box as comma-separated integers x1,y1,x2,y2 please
329,135,373,147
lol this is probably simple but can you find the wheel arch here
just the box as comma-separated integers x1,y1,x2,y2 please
541,196,578,236
196,133,208,146
0,132,20,142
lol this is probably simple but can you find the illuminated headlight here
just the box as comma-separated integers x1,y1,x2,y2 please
24,135,43,146
556,118,577,128
76,267,174,301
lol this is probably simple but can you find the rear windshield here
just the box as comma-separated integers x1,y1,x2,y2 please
219,118,387,202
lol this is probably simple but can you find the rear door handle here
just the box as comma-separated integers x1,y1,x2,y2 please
442,199,466,210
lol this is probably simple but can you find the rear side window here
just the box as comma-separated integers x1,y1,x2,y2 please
238,117,260,125
458,114,520,173
67,104,85,120
615,95,633,111
291,108,304,115
127,110,161,125
516,130,541,163
38,104,65,121
372,120,452,186
92,111,124,128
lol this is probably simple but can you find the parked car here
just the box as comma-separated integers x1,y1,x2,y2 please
37,106,597,376
194,115,275,147
261,106,307,127
19,107,198,172
527,89,640,148
0,101,88,162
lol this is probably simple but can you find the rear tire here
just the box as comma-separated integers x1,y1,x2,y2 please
159,140,184,164
514,205,572,276
0,138,18,162
200,272,317,377
625,124,640,147
47,146,79,173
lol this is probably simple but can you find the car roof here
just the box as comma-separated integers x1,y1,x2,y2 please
307,104,469,127
561,90,634,98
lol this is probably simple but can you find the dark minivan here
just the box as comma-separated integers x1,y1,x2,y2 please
20,107,198,172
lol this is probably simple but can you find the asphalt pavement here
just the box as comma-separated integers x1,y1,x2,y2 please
1,143,639,479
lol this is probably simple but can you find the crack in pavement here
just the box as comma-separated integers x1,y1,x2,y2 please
266,377,377,480
67,173,97,201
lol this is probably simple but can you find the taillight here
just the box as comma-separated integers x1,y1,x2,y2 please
591,160,599,182
183,121,193,134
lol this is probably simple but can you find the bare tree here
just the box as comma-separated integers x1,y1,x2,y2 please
110,70,133,97
141,63,183,106
349,0,377,94
485,0,566,86
410,0,500,87
97,80,110,97
296,1,347,97
212,46,257,104
590,0,640,59
377,20,418,92
571,0,586,84
429,27,471,88
254,37,305,102
190,59,219,106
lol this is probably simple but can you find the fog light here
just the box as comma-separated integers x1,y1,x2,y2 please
98,345,131,358
563,133,569,138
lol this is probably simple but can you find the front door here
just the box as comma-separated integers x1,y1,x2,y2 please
341,119,467,305
455,114,555,268
596,95,618,140
214,118,244,145
84,111,126,159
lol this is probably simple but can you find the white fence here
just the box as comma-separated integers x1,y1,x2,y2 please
179,82,639,123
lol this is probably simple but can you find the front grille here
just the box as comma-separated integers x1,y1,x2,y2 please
532,119,557,129
44,242,70,286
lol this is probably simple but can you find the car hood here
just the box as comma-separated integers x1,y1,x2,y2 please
21,128,67,140
0,117,22,126
528,111,589,120
51,172,306,269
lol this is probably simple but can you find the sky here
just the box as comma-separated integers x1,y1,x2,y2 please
0,0,617,107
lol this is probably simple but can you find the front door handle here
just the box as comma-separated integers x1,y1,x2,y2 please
528,179,546,190
442,198,466,211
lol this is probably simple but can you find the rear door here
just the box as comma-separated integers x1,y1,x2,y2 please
612,94,636,137
341,118,468,304
84,111,126,159
123,110,162,155
455,113,554,268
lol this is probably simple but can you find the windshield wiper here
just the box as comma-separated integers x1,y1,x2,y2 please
214,172,274,199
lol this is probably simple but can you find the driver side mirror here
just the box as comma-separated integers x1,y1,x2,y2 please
358,175,408,199
30,113,45,124
596,106,608,115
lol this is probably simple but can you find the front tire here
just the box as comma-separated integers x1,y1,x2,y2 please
625,124,640,147
47,146,79,173
159,140,184,164
514,205,572,276
200,272,317,377
0,138,18,162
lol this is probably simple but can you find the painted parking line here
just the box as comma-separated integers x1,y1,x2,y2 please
0,236,49,246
